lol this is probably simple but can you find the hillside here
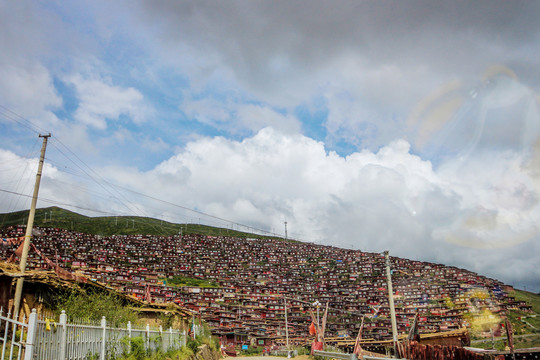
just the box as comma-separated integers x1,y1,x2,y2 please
472,289,540,349
510,289,540,313
1,207,538,348
0,206,278,239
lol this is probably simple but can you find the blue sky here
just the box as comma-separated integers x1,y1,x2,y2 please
1,0,540,292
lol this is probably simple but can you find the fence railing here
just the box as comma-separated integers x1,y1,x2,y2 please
0,308,200,360
0,308,30,360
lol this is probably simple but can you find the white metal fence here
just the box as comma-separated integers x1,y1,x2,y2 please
0,308,30,360
0,308,201,360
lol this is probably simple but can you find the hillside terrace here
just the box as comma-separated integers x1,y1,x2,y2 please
0,225,531,344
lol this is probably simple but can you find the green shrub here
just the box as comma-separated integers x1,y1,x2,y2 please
240,346,262,355
187,338,201,354
56,290,139,327
131,337,147,360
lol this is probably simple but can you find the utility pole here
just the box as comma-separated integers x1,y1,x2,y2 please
284,295,289,350
13,133,51,318
313,300,321,342
384,251,398,358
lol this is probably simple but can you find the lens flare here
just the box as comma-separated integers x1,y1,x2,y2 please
410,66,540,249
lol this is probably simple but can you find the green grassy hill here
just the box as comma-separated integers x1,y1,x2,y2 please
0,206,282,240
510,289,540,314
509,289,540,333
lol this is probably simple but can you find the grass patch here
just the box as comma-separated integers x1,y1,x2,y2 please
507,311,530,335
523,315,540,329
510,289,540,314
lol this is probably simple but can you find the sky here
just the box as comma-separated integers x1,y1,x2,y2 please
1,1,540,292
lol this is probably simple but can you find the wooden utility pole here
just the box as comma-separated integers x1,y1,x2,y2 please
284,295,289,349
13,134,50,319
384,250,399,358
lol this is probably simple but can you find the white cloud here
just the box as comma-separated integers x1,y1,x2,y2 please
236,104,301,134
434,151,540,249
182,97,232,128
0,147,127,219
183,96,301,135
66,74,150,130
0,63,62,117
0,148,65,212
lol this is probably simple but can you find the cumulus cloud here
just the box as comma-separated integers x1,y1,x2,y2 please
0,147,128,220
0,148,67,212
0,64,62,119
66,74,150,130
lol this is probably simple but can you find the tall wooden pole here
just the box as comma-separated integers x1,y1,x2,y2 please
284,295,289,349
384,251,398,358
13,133,50,318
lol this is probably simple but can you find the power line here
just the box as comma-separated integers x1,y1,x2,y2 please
0,104,309,242
0,104,48,135
0,104,161,231
0,188,116,216
48,138,195,237
104,182,292,239
50,140,142,215
0,138,41,223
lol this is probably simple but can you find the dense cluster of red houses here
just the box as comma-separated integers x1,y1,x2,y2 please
0,225,532,347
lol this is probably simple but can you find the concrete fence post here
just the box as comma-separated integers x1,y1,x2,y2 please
100,316,107,360
127,321,132,354
146,323,150,351
159,325,163,352
59,310,67,360
24,309,38,360
169,327,173,351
